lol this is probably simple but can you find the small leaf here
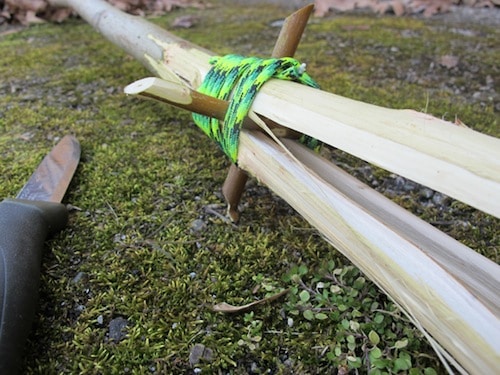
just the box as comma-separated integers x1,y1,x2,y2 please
394,338,408,349
372,358,391,369
291,274,301,283
368,330,380,346
338,304,348,312
303,309,314,320
374,313,384,324
393,357,410,372
369,346,382,360
353,276,365,289
352,309,363,318
349,320,360,331
299,290,310,303
330,285,341,294
327,260,335,270
298,264,308,275
315,312,328,320
424,368,438,375
347,355,362,368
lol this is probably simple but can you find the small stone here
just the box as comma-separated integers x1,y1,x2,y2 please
71,271,87,285
393,176,406,190
250,362,260,373
108,317,128,343
189,344,205,366
419,187,434,200
189,343,213,366
284,358,293,367
97,315,104,325
432,192,449,207
358,166,373,181
190,219,206,233
403,180,418,192
269,19,285,28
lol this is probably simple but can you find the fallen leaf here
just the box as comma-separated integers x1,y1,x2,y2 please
409,0,454,17
5,0,47,13
439,54,459,68
375,0,405,16
24,10,45,24
48,8,74,23
314,0,359,17
0,0,210,25
172,14,199,28
392,0,406,16
212,289,289,313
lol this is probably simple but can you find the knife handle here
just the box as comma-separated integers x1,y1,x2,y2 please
0,198,68,374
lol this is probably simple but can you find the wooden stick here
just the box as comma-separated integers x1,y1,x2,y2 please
251,83,500,218
124,77,296,135
271,4,314,57
221,4,315,222
124,77,227,119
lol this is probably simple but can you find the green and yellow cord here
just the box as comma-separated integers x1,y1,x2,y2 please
192,54,320,163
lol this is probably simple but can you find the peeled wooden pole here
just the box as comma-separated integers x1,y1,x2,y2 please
49,0,500,218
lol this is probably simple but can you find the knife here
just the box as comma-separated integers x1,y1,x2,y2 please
0,135,80,374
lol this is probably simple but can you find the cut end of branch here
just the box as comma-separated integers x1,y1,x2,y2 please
124,77,193,106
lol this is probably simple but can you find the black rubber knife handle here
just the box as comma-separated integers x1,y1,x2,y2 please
0,198,68,374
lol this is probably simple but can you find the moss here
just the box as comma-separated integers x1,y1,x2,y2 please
0,1,498,374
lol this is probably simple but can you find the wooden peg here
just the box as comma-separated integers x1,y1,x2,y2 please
222,4,314,223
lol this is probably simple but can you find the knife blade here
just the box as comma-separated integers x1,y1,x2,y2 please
0,135,80,374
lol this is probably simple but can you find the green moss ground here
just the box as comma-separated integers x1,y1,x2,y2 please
0,2,498,374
